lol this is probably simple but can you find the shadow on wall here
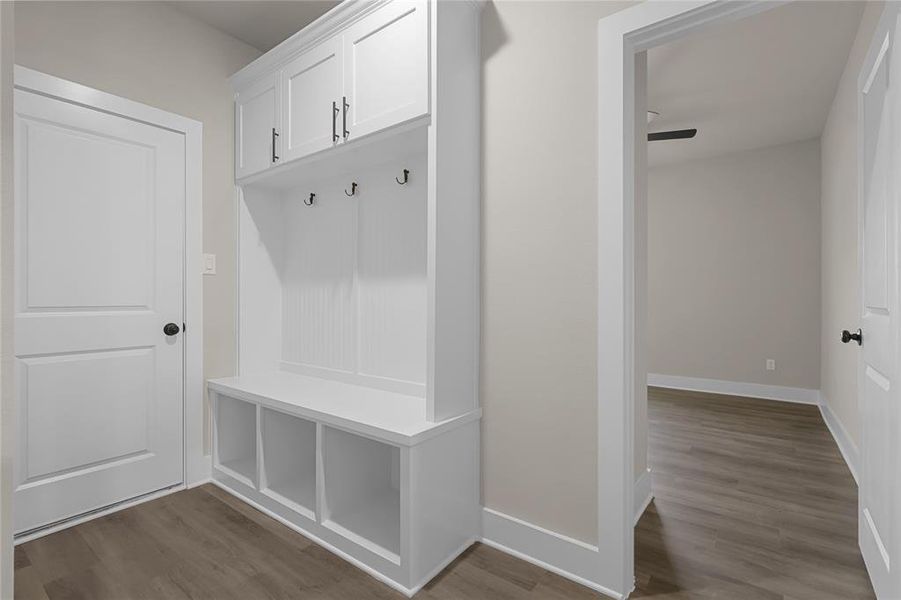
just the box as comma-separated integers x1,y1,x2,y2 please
481,1,509,61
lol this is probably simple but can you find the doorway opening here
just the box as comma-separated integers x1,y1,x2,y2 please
597,1,899,597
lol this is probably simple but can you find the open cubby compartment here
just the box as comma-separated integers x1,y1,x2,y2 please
322,426,402,563
214,394,257,487
259,407,317,519
237,128,429,402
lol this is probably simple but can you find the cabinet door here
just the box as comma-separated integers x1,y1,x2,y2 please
342,0,429,141
235,73,280,179
281,39,343,162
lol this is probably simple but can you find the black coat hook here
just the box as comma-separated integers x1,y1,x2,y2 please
396,169,410,185
345,182,358,197
304,193,315,206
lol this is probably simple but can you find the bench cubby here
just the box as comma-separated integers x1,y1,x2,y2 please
259,407,317,518
213,394,256,487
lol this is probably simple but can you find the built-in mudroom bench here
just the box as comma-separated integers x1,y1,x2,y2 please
208,0,482,595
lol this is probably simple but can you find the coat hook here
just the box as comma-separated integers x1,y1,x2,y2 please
345,182,357,197
396,168,410,185
304,193,315,206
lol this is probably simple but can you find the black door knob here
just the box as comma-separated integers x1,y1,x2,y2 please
163,323,180,336
841,328,862,345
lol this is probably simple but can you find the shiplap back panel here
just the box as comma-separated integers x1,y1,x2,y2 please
357,152,427,385
277,150,427,391
282,188,356,372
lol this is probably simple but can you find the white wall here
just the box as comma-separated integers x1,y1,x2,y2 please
481,0,634,545
821,1,884,449
13,1,261,452
648,139,821,391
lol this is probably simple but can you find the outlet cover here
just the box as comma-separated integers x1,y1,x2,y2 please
766,359,776,371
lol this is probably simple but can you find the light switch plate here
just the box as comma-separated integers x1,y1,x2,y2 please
203,253,217,275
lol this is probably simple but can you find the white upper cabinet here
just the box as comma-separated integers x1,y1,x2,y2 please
232,0,430,177
281,38,343,162
341,0,429,141
235,72,280,179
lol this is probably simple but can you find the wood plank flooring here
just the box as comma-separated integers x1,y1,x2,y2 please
634,387,874,599
13,483,598,600
14,387,874,599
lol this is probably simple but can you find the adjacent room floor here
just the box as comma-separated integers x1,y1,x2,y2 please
14,388,875,600
634,387,875,599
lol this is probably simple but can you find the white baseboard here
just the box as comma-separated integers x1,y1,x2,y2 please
187,477,213,489
480,508,622,599
634,468,653,525
647,373,821,405
819,396,859,485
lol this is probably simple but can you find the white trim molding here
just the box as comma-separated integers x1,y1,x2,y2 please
480,508,621,600
633,468,653,526
647,373,821,405
819,395,859,485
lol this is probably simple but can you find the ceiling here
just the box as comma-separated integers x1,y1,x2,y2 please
647,1,865,167
168,1,340,53
170,1,863,165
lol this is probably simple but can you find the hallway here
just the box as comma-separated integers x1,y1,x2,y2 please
634,387,874,599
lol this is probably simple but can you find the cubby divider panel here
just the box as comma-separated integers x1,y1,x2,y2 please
215,395,257,486
322,426,401,563
260,407,317,518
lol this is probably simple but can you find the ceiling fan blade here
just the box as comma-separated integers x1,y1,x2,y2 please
648,128,697,142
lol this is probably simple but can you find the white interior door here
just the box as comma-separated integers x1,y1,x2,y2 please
13,87,185,534
858,4,901,597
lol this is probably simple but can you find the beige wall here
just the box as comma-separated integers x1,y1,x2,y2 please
821,1,884,448
481,0,633,546
13,1,261,451
0,2,13,596
648,139,822,390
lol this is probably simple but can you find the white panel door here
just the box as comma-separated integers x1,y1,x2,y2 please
236,72,280,179
857,4,901,597
282,38,343,162
14,88,185,534
342,0,429,141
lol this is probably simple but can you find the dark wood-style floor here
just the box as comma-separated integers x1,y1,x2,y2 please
14,388,875,599
634,387,874,599
13,483,597,600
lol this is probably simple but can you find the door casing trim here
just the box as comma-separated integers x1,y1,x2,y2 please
595,1,788,595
